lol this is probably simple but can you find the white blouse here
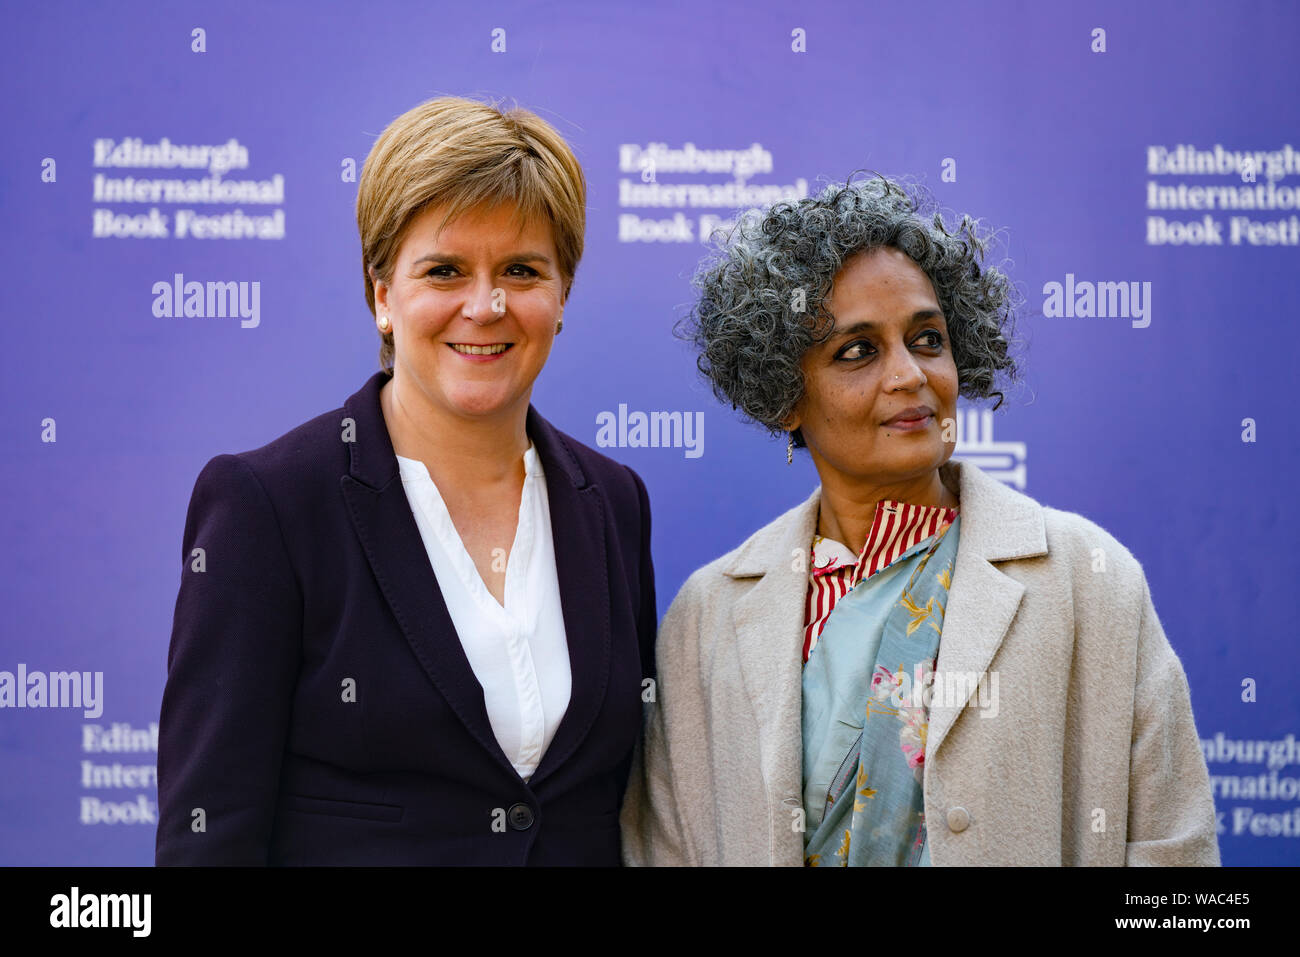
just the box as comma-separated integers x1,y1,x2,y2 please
395,444,571,781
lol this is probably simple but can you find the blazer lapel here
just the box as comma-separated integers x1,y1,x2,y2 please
725,488,821,866
926,460,1047,761
338,373,614,788
338,371,514,772
525,406,611,789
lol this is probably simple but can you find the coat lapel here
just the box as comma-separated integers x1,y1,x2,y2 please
926,460,1047,762
725,488,821,865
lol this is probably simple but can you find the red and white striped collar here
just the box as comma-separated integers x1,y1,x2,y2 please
811,498,959,585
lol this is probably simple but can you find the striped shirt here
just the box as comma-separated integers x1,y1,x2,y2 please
802,499,959,663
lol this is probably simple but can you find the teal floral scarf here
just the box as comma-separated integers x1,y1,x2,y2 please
801,516,961,866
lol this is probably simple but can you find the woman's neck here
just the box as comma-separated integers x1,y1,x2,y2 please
380,376,530,491
816,466,958,556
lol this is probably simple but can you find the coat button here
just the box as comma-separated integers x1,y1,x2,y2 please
946,806,971,832
507,803,534,830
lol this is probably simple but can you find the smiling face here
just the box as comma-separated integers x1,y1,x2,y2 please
787,246,959,489
373,199,565,423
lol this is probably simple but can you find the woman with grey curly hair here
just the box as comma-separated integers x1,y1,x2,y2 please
620,173,1219,867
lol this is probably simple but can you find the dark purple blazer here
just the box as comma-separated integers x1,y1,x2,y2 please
156,370,657,865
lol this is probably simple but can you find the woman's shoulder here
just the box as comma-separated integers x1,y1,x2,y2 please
1027,503,1155,622
184,391,356,525
1037,504,1143,575
953,460,1148,587
527,406,648,516
209,404,348,482
668,486,822,613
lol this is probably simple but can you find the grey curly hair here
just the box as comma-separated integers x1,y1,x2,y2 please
678,172,1023,448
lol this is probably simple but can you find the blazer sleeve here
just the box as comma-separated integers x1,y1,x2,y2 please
620,574,710,866
156,454,303,865
627,466,658,685
1124,574,1221,865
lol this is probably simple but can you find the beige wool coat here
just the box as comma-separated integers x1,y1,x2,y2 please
620,459,1220,866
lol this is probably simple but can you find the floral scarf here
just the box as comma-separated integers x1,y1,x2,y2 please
800,515,960,866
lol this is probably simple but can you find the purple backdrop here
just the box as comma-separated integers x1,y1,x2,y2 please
1,0,1297,865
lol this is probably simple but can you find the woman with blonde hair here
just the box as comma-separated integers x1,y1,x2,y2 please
621,173,1218,867
157,96,656,865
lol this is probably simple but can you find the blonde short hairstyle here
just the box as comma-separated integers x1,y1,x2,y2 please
357,96,587,372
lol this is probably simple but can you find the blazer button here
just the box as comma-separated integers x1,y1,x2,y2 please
946,807,971,832
507,803,534,830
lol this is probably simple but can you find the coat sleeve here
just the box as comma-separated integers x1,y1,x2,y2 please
1124,574,1221,865
619,575,710,866
155,454,303,865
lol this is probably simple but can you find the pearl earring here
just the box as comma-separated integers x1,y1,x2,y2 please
378,315,390,332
